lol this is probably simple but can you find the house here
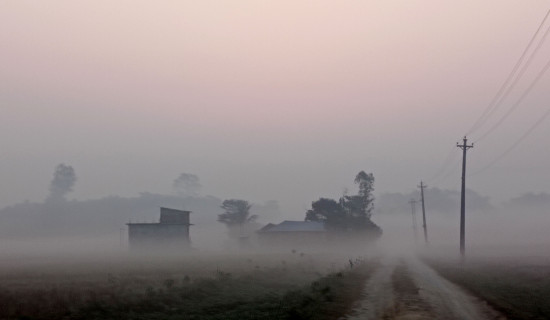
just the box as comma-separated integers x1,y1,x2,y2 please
257,220,327,248
127,207,191,250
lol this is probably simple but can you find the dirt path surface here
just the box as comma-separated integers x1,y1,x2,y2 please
344,257,396,320
344,256,505,320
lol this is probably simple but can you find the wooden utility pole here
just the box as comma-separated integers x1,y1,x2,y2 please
408,199,418,244
457,136,473,258
418,181,428,245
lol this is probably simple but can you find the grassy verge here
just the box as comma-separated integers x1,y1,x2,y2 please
426,258,550,320
0,256,375,320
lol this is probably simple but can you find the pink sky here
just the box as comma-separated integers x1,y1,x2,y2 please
1,1,550,215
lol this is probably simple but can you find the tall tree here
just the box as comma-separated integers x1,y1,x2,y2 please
351,171,375,219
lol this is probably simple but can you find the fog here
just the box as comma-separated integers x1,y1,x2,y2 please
4,4,550,319
0,1,549,261
1,164,549,257
0,171,283,253
2,1,550,214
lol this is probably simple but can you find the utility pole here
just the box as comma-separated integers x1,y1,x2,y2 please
457,136,473,258
409,199,418,244
418,181,428,245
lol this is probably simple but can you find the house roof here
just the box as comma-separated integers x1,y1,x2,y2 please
259,223,276,232
126,222,192,226
258,220,325,233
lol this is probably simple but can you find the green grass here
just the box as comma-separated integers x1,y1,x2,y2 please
426,257,550,320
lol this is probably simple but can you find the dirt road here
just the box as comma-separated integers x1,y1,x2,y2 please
344,256,505,320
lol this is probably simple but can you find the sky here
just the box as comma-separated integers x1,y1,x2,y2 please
1,1,550,218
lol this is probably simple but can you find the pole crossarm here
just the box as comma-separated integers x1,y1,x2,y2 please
457,138,474,151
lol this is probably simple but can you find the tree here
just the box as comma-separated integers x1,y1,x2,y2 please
218,199,257,227
352,171,375,219
304,171,381,237
305,198,347,231
173,173,201,196
218,199,258,239
47,163,76,201
340,171,375,231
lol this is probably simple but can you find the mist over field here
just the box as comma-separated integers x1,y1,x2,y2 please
1,167,549,255
1,1,550,319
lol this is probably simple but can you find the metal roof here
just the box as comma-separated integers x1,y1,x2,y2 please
259,220,325,233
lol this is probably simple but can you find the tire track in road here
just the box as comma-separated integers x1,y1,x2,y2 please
343,255,505,320
344,257,396,320
406,257,505,320
389,262,434,319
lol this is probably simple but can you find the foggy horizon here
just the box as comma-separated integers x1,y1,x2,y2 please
2,3,550,319
2,1,550,220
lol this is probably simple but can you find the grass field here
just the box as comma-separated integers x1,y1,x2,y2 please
0,251,376,320
426,255,550,320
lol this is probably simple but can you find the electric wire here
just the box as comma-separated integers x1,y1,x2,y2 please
426,145,459,183
430,156,461,186
474,21,550,138
474,52,550,143
466,9,550,136
470,105,550,177
423,9,550,189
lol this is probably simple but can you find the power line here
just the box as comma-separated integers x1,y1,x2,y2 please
470,105,550,177
474,21,550,138
475,52,550,143
467,8,550,136
429,155,461,186
426,145,460,183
